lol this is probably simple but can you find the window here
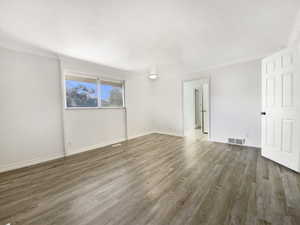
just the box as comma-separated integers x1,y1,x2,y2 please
64,74,124,109
100,81,124,107
65,75,98,108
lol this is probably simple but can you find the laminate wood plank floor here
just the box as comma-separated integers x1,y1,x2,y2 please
1,133,300,225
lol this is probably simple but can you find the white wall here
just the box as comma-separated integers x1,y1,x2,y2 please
0,42,262,173
60,57,127,155
209,60,261,147
61,56,152,155
151,74,184,136
0,46,152,171
151,60,261,147
0,47,64,172
126,75,153,138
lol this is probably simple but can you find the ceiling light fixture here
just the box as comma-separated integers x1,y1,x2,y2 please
148,66,159,80
148,74,158,80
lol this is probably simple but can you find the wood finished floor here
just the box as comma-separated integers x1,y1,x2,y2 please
1,134,300,225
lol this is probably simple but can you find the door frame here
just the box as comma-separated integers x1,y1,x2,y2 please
182,77,211,139
194,88,201,129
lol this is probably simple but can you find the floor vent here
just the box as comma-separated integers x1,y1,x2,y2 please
228,138,245,145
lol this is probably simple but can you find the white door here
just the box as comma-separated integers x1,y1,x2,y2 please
202,83,209,134
261,48,300,172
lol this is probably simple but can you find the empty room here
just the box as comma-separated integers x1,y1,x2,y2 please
1,0,300,225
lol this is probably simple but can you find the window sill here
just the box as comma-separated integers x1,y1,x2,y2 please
64,107,126,110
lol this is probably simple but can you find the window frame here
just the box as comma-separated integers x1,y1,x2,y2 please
63,71,125,110
99,78,125,108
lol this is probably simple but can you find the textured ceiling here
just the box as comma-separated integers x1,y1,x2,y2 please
0,0,299,72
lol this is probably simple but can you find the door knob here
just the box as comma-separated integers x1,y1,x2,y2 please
261,112,266,115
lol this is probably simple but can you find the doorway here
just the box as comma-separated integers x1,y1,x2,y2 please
183,79,210,138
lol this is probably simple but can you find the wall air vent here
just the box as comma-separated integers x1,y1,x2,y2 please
228,138,235,144
227,138,245,145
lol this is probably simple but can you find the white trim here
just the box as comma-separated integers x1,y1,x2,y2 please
100,77,124,83
0,38,59,60
64,107,126,110
0,37,268,75
66,138,126,156
62,70,126,109
99,79,126,108
0,35,269,74
0,131,197,174
128,131,154,139
122,80,126,109
58,55,131,74
68,132,159,156
64,71,99,80
123,80,128,140
0,153,63,173
59,59,68,156
0,132,154,173
153,131,184,137
182,77,211,140
189,53,268,74
63,69,125,83
0,131,262,173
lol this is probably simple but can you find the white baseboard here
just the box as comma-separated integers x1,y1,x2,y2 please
128,131,184,139
128,131,153,140
153,131,184,137
68,132,157,156
0,132,183,173
66,138,127,156
0,153,64,173
57,131,185,157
